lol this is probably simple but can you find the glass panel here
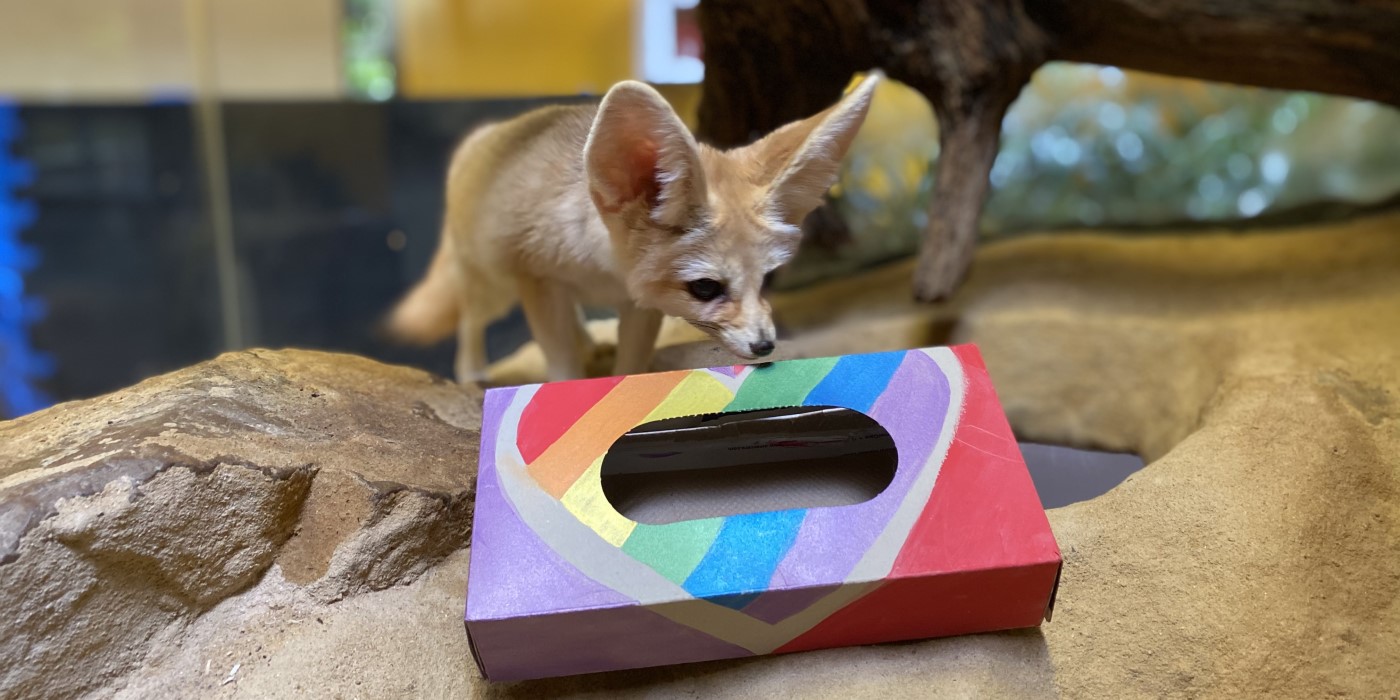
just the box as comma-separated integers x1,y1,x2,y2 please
1,0,1395,416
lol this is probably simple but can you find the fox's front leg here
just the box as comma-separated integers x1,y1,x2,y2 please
614,303,663,376
517,274,586,381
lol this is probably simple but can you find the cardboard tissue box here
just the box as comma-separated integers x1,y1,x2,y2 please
465,344,1061,681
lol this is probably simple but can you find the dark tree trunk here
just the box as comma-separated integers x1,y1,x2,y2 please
695,0,873,257
696,0,872,147
864,0,1049,300
697,0,1400,301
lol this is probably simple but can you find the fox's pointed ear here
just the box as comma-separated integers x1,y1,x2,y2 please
585,81,705,227
751,72,879,228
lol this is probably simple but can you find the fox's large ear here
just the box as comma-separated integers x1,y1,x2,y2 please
750,73,879,228
585,81,705,227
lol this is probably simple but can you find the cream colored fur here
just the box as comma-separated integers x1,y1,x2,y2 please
387,75,878,382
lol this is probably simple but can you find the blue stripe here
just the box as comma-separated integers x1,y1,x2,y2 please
802,351,906,413
683,509,806,608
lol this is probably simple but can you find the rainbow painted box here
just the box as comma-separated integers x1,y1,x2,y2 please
465,345,1061,681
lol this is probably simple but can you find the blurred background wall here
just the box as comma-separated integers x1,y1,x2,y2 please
398,0,631,97
0,0,343,100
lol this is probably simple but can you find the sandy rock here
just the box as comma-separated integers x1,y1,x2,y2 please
3,212,1399,698
0,350,481,698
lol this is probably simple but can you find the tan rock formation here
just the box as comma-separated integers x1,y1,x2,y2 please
3,212,1397,698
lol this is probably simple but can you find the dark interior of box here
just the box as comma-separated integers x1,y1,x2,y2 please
601,406,1146,523
602,406,898,524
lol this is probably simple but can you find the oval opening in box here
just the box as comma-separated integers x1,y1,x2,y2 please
601,406,898,525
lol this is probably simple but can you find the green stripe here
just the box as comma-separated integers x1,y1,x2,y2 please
622,518,724,585
620,357,839,585
725,356,839,411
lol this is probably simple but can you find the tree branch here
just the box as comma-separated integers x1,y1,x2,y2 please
698,0,1400,301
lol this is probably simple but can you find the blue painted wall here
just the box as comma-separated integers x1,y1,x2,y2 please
0,101,52,418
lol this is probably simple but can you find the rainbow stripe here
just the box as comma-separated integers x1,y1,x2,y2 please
466,346,1064,682
483,349,959,626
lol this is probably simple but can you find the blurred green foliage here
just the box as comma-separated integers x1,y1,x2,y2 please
982,64,1400,233
781,63,1400,288
344,0,396,101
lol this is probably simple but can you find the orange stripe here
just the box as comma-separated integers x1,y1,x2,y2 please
527,372,687,498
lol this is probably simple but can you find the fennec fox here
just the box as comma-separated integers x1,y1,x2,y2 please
387,74,878,382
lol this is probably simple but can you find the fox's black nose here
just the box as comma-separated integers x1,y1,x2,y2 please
750,340,775,357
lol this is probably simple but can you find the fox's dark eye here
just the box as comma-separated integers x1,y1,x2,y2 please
686,278,725,302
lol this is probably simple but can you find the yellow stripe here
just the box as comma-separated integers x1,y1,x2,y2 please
641,370,735,423
559,370,735,548
561,455,636,546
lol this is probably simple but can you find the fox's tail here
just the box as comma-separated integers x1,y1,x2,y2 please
383,236,458,345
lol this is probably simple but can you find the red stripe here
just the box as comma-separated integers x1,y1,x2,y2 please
515,376,627,464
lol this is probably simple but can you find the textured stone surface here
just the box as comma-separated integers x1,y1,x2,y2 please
0,350,481,698
3,212,1398,698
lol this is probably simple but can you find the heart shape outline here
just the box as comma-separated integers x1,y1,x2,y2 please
489,347,966,653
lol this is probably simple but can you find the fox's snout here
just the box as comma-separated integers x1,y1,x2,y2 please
696,309,777,361
722,333,776,361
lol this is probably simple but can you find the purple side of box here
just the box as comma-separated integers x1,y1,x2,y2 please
469,603,754,681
